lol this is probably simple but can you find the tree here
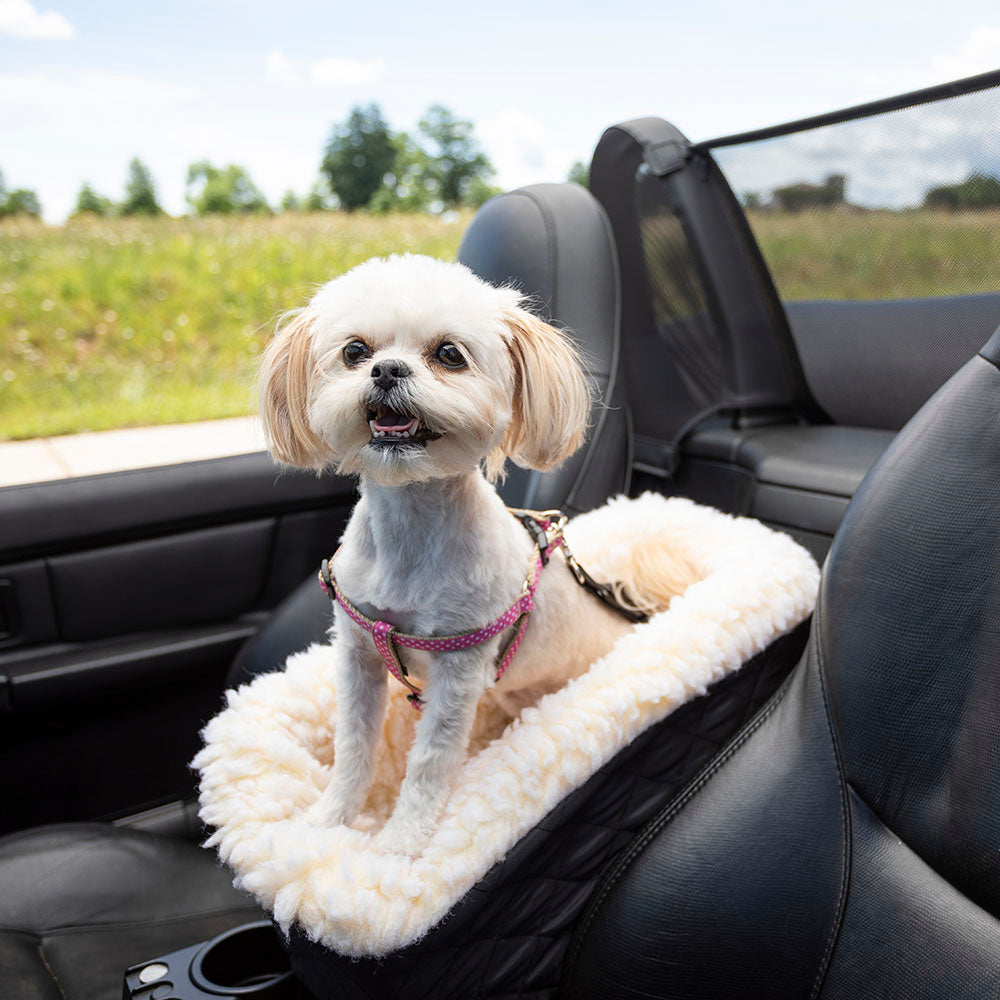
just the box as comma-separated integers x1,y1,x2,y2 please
280,189,301,212
186,161,270,214
120,157,163,216
303,178,331,212
463,175,502,209
417,104,494,207
73,182,114,217
0,169,42,218
924,173,1000,211
568,161,589,188
0,189,42,218
368,132,433,214
772,174,846,213
321,104,396,211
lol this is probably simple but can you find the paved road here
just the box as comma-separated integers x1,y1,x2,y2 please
0,416,263,488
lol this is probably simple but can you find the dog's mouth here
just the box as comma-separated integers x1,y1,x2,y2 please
366,406,442,448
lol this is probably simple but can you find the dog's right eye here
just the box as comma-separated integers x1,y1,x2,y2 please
343,340,371,366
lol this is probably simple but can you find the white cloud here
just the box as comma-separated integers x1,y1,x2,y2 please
266,50,300,88
711,26,1000,210
0,0,73,39
479,109,577,191
309,56,384,89
715,86,1000,210
265,51,384,90
931,26,1000,81
847,25,1000,103
0,71,194,109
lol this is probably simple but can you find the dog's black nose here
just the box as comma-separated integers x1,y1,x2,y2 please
371,359,411,389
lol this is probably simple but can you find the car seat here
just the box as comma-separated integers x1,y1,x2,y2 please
564,326,1000,998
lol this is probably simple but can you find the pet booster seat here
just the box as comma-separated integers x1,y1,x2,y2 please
195,494,818,998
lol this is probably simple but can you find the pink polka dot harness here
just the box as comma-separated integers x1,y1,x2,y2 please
318,509,570,710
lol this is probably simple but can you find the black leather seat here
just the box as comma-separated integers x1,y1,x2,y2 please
564,327,1000,998
0,182,628,1000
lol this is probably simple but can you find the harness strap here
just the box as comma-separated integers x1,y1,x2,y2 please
319,516,557,710
318,507,644,710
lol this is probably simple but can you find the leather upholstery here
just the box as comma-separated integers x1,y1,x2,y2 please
686,424,894,499
564,329,1000,998
0,824,261,1000
786,293,1000,429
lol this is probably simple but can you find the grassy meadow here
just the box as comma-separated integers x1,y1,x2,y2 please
1,207,997,441
0,212,469,440
746,207,1000,300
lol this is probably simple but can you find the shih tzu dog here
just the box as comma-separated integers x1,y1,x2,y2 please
258,254,694,854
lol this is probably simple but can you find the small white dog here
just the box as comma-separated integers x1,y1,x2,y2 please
258,254,693,854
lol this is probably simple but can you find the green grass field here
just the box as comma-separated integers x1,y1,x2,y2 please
0,212,469,440
1,207,997,441
746,207,1000,300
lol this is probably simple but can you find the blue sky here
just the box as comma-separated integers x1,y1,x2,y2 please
2,0,999,220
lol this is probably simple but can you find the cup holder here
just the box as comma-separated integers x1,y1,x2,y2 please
191,921,295,996
122,920,298,1000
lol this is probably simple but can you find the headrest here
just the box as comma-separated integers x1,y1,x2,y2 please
458,183,628,512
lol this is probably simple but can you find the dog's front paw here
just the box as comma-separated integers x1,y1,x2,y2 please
305,794,356,829
374,816,434,855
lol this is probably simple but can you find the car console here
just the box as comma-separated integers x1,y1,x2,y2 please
122,921,300,1000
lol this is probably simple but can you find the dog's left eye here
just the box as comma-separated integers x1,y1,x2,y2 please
436,343,466,369
343,340,371,366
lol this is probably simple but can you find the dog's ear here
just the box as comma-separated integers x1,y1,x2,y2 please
490,306,590,477
258,310,330,470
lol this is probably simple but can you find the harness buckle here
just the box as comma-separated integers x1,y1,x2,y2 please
563,548,589,589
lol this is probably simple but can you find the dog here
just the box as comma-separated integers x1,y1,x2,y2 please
258,254,695,854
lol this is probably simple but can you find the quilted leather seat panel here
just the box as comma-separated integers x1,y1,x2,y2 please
286,624,808,1000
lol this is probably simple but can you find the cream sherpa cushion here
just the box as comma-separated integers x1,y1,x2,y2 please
194,494,819,957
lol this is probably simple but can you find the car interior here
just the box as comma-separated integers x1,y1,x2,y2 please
1,69,999,999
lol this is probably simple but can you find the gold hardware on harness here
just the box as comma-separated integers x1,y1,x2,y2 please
562,548,589,589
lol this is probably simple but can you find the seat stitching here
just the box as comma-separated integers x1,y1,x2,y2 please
37,939,69,1000
808,596,853,1000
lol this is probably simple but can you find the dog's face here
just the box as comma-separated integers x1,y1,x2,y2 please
259,255,590,486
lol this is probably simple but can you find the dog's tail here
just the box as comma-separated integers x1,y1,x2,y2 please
607,536,700,619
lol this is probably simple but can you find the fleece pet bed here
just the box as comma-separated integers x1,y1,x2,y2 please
195,494,818,972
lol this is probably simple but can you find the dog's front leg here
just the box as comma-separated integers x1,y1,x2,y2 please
375,650,488,853
307,627,388,828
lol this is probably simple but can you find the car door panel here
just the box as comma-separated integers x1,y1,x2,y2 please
0,452,353,836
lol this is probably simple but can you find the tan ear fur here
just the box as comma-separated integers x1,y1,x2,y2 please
257,310,330,470
490,307,590,477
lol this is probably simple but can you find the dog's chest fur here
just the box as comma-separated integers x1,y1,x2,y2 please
333,472,534,643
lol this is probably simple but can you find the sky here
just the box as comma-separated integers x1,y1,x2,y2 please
2,0,999,221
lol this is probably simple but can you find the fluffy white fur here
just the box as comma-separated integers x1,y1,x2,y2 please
254,254,697,854
195,493,819,957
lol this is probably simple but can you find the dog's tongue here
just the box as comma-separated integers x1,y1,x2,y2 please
374,409,416,432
